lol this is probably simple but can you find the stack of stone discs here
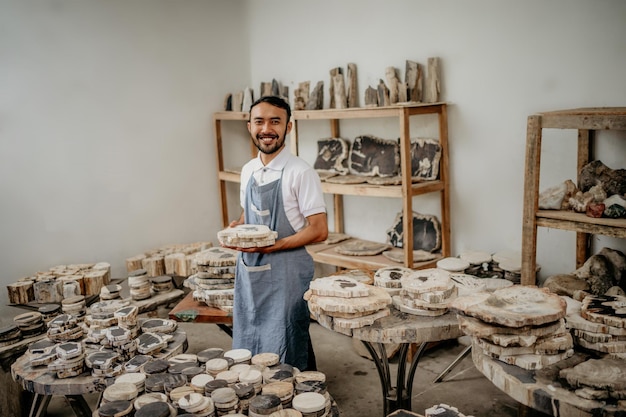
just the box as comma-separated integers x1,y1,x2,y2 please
102,382,139,407
136,332,168,355
133,392,169,411
85,350,122,377
212,386,240,415
305,276,392,337
490,250,522,281
569,294,626,358
116,372,147,395
100,284,123,300
233,382,256,414
150,275,175,294
394,268,458,316
61,295,87,321
189,247,238,314
252,352,280,368
373,266,413,296
104,326,134,366
47,313,83,342
206,357,230,378
197,347,225,364
450,285,573,370
28,338,58,366
191,373,215,393
224,348,252,365
128,268,152,301
178,392,216,416
169,384,196,407
96,400,134,417
114,306,140,337
262,381,294,409
0,324,22,347
88,299,130,329
38,303,62,324
295,379,330,411
217,224,278,248
13,311,46,338
292,392,328,417
248,394,283,417
459,250,494,278
140,318,178,335
240,368,264,394
124,354,152,373
205,379,229,397
48,341,85,378
134,400,173,417
262,364,297,386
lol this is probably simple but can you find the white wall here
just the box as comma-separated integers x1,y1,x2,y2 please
0,0,249,318
246,0,626,280
0,0,625,320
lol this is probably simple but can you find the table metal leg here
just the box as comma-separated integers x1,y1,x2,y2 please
217,324,233,337
28,393,51,417
433,345,471,383
362,341,425,417
67,395,92,417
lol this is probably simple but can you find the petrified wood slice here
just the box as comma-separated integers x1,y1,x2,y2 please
332,73,347,109
581,295,626,328
309,276,370,298
477,333,573,356
195,247,238,267
483,344,574,371
306,81,324,110
335,240,390,256
381,248,439,263
313,137,350,175
366,175,402,185
560,357,626,391
243,87,254,113
332,308,390,329
347,63,358,108
329,67,342,109
410,138,441,181
392,296,448,317
364,86,378,107
293,81,310,111
141,256,165,278
449,274,487,296
411,285,458,304
459,315,566,339
450,286,567,328
231,91,243,112
304,286,391,317
334,269,374,285
424,57,441,103
566,310,626,336
316,171,337,181
324,174,367,184
385,67,400,104
323,232,351,245
574,335,626,353
543,274,590,297
400,268,452,295
349,135,399,177
377,79,390,107
374,266,413,289
573,327,626,343
385,211,441,252
33,279,63,303
7,281,34,304
437,257,470,272
405,60,423,103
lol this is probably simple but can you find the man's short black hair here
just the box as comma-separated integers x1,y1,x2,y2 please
249,95,291,121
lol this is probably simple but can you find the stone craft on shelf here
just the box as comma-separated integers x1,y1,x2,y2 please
381,248,439,264
324,174,368,184
218,224,278,248
322,232,351,245
386,210,441,253
334,239,390,256
349,135,399,177
313,137,351,175
450,286,573,370
410,138,441,181
125,241,213,278
543,247,626,297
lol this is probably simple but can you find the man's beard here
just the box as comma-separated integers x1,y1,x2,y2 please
254,133,285,155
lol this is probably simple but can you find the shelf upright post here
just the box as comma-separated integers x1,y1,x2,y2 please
399,107,414,267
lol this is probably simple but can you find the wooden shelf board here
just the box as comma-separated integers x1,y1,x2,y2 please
536,210,626,238
293,102,446,120
214,111,249,121
537,107,626,130
321,180,444,198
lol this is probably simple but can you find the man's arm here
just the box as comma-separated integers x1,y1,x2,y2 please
236,212,328,254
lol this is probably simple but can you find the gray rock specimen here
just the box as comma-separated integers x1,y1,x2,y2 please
347,63,358,108
405,60,423,102
349,135,399,177
313,138,350,175
386,211,441,252
242,87,254,113
329,67,342,109
377,79,390,107
364,86,378,107
574,247,626,295
579,160,626,196
539,180,577,210
293,81,310,111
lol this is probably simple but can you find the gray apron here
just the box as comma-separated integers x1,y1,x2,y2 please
233,170,314,370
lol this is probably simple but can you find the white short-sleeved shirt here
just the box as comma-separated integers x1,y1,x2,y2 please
239,147,326,232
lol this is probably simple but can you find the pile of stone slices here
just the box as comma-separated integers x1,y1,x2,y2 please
305,276,392,336
450,285,573,370
186,247,238,313
217,224,278,248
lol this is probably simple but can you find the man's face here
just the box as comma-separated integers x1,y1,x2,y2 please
248,102,292,155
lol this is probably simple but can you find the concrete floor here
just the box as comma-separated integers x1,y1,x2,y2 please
43,320,552,417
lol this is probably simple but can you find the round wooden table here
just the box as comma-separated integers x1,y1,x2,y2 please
472,341,626,416
312,307,462,417
11,329,187,417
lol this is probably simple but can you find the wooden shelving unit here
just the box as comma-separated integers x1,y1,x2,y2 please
521,107,626,285
213,102,451,270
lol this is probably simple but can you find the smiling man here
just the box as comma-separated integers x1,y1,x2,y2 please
226,95,328,371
